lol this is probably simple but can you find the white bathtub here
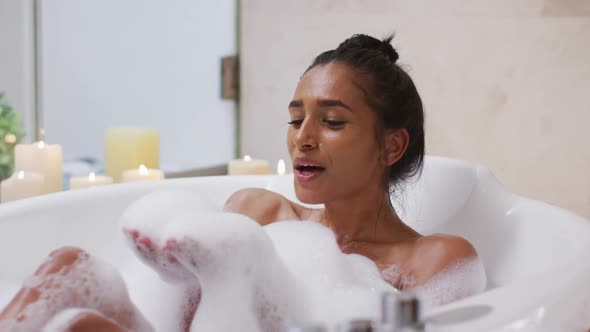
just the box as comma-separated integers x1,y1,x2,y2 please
1,156,589,331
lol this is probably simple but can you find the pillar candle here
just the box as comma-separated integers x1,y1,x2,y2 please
104,127,160,183
69,172,113,190
228,155,270,175
122,164,164,182
14,141,63,194
0,171,45,203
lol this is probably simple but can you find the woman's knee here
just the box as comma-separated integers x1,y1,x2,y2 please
36,246,88,275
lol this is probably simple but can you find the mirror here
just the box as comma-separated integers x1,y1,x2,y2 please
36,0,238,177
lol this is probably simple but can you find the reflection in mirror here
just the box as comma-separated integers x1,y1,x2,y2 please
36,0,237,181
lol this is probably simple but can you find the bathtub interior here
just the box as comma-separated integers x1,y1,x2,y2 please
0,156,589,329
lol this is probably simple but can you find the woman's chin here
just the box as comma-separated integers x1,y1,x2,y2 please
294,186,326,205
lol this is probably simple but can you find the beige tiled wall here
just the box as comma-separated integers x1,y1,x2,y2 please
240,0,590,218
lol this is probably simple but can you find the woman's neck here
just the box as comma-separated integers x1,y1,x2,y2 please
320,188,404,248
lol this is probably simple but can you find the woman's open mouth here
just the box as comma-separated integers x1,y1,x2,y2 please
294,158,325,183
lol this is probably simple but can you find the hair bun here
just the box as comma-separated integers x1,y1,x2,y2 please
336,34,399,63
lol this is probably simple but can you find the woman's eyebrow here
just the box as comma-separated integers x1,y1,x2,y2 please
288,100,303,108
317,99,352,111
288,99,352,111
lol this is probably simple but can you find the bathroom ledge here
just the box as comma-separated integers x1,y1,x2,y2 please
164,164,228,178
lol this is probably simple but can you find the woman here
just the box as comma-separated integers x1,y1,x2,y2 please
225,33,480,291
0,34,484,331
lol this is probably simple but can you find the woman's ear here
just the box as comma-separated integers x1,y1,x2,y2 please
383,128,409,166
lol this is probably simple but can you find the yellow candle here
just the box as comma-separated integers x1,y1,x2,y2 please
122,164,165,182
277,159,287,175
69,172,114,190
0,171,45,203
104,127,160,183
14,141,63,194
228,155,270,175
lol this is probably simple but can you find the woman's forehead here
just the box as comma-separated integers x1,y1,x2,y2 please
295,63,368,104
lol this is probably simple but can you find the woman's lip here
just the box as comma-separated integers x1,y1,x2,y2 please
294,168,324,183
293,157,325,168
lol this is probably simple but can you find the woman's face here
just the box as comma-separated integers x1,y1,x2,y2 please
287,62,386,204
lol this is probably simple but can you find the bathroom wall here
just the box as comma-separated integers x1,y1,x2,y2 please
240,0,590,218
0,0,35,141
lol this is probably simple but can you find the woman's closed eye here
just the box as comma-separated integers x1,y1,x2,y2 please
323,120,346,128
288,119,347,129
288,119,303,128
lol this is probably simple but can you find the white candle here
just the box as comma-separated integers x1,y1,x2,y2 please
0,171,45,203
14,141,63,194
228,155,270,175
277,159,286,175
69,172,114,190
122,164,165,182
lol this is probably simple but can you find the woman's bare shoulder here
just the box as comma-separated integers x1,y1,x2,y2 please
223,188,304,225
406,234,479,285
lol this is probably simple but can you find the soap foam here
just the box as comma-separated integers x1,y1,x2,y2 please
265,221,395,327
380,264,415,290
122,197,305,331
0,252,153,332
118,189,488,331
120,190,398,330
413,257,486,310
92,189,486,331
380,257,486,310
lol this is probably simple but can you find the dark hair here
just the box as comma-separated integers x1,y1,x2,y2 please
306,34,425,192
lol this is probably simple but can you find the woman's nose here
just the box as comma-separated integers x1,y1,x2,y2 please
295,119,319,151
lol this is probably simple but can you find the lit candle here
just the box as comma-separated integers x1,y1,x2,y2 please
0,171,45,203
277,159,286,175
227,155,270,175
122,164,165,182
69,172,114,190
14,141,63,194
104,127,160,183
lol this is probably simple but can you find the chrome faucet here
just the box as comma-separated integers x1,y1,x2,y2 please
380,291,423,332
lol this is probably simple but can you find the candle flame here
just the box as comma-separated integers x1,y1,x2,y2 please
89,172,96,181
139,164,148,176
17,171,25,180
37,141,45,149
244,155,252,162
277,159,286,175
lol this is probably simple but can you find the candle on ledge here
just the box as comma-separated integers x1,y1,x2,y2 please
228,155,270,175
0,171,45,203
277,159,286,175
14,141,63,194
69,172,114,190
104,127,160,183
122,164,165,182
